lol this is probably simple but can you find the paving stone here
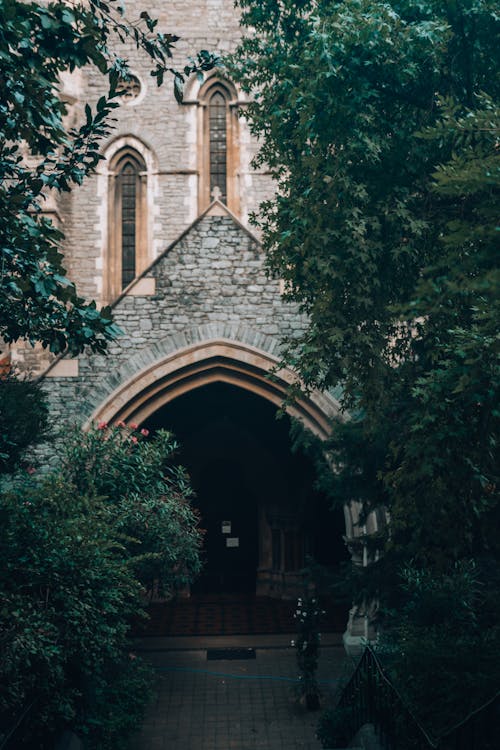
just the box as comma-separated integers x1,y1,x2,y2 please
128,639,354,750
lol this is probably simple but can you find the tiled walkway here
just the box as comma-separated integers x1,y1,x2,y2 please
130,635,353,750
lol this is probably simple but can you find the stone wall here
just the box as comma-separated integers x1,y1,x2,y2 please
56,0,272,306
42,210,306,432
9,0,273,375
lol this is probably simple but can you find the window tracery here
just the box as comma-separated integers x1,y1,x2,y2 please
115,74,142,103
208,89,228,202
198,79,239,214
106,146,148,301
118,158,139,288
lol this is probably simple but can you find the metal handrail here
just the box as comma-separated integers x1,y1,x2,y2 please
337,646,436,749
0,700,36,750
440,687,500,737
335,647,499,750
436,688,500,750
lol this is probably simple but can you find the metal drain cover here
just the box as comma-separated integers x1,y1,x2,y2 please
206,648,256,661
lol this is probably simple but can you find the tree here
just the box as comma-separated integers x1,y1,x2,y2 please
232,0,500,732
0,0,215,355
233,0,499,574
0,5,211,743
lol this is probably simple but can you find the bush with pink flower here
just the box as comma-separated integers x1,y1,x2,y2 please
0,414,201,748
61,422,202,597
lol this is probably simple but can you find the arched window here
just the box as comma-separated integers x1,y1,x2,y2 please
198,79,239,214
208,89,228,203
106,147,148,300
118,157,139,288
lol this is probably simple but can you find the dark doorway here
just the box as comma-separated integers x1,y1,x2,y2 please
193,458,257,593
144,383,348,597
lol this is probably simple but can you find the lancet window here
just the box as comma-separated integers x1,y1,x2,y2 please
198,79,239,214
106,147,147,300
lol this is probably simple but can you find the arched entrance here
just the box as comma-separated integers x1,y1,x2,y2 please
86,338,339,440
87,339,350,613
192,457,258,594
144,382,348,598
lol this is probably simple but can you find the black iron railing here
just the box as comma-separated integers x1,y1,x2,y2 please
335,646,499,750
337,646,435,749
0,700,35,750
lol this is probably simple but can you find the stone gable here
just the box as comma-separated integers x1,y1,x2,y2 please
42,207,307,431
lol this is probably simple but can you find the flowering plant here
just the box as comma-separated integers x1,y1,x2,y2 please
61,422,202,597
293,595,324,709
0,415,202,747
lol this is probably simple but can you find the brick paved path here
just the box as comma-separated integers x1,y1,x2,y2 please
129,638,352,750
133,596,348,638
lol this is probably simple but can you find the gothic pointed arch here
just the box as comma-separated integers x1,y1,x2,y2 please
198,77,240,214
85,333,340,439
105,141,150,301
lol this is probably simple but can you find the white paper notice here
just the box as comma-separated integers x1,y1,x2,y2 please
222,521,231,534
226,537,239,548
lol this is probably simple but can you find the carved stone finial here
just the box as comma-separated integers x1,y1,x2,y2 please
211,185,222,201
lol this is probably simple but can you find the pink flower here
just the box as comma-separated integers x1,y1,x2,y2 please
117,420,126,428
97,421,108,430
140,428,149,437
129,422,138,430
26,466,36,475
131,436,138,444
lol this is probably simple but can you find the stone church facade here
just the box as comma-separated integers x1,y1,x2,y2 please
13,0,376,650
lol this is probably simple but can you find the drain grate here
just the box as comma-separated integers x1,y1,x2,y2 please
206,648,256,661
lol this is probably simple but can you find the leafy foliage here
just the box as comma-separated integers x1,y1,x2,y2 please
0,373,48,473
0,421,202,747
378,563,500,737
233,0,500,586
0,477,150,748
233,0,500,733
60,422,203,596
317,704,356,749
293,595,323,708
0,0,216,354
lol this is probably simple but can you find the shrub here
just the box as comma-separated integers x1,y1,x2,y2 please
377,563,500,737
0,374,48,474
0,476,149,747
317,704,356,748
0,423,202,747
294,595,324,709
61,423,203,596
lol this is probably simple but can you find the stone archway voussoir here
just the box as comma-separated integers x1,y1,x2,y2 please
86,333,340,439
